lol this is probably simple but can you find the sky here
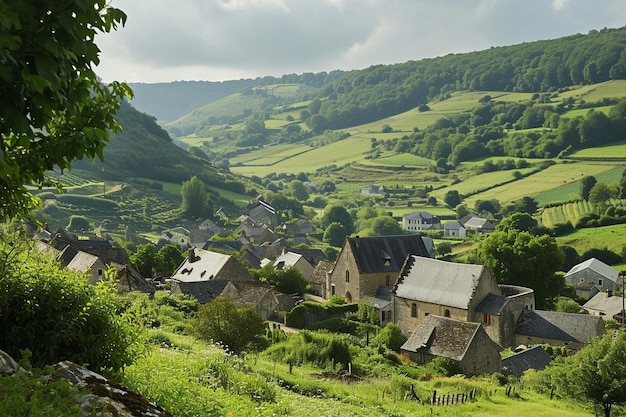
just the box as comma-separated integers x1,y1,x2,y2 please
96,0,626,84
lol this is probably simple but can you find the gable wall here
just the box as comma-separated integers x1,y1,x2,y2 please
566,270,616,291
393,296,469,336
461,330,502,375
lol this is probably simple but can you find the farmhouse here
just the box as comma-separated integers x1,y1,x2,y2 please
273,250,315,280
564,257,619,296
582,290,625,318
401,211,441,232
515,310,605,351
327,234,431,303
170,248,255,303
443,220,466,238
400,315,502,376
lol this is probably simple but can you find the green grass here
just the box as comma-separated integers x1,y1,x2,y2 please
567,141,626,159
119,330,595,417
556,223,626,257
230,137,373,177
360,153,434,167
454,161,619,207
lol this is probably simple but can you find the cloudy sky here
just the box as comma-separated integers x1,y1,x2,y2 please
96,0,626,84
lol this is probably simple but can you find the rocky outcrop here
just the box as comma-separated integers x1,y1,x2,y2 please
0,350,172,417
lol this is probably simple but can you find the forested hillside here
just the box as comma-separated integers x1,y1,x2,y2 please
314,27,626,130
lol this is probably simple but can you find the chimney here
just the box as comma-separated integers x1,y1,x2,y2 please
606,289,613,298
188,248,197,263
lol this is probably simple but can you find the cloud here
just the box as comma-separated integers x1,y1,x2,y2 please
96,0,626,83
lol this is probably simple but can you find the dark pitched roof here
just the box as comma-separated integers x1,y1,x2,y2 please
288,248,328,266
346,234,430,273
202,240,243,252
501,346,552,377
515,310,604,344
174,280,230,304
475,293,508,315
401,315,491,361
310,260,333,286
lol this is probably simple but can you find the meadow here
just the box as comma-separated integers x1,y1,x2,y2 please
119,328,596,417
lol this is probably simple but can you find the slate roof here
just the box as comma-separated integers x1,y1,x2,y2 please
475,293,508,315
274,251,307,269
310,260,333,286
174,280,230,304
66,251,101,273
394,256,489,309
403,211,439,222
346,234,430,273
583,292,625,317
565,258,619,283
361,286,392,309
463,217,494,230
288,248,327,266
401,315,487,361
515,310,604,344
222,281,275,309
172,249,240,283
202,240,243,253
501,346,552,377
443,221,464,231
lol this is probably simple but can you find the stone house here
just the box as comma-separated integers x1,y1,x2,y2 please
63,249,107,284
565,257,619,295
461,216,495,233
273,250,315,280
400,315,502,376
327,234,431,303
443,221,466,238
247,200,277,226
221,281,280,320
402,211,441,232
170,248,254,302
515,310,605,352
583,290,625,318
309,260,333,298
393,255,535,348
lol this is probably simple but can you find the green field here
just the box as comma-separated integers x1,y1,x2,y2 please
567,141,626,159
557,223,626,261
455,161,620,207
230,136,373,177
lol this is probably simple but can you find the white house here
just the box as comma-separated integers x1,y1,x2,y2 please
402,211,441,232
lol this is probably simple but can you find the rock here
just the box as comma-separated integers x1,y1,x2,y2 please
53,361,174,417
0,350,24,375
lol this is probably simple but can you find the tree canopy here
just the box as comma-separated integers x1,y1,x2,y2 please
0,0,132,221
546,331,626,417
181,176,210,219
474,230,564,309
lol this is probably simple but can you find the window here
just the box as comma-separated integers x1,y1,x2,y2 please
97,269,103,276
331,284,336,296
444,309,450,317
483,313,491,325
411,303,417,317
385,275,390,286
345,270,350,282
599,279,603,286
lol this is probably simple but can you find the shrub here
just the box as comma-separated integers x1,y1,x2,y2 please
372,323,407,352
0,235,142,377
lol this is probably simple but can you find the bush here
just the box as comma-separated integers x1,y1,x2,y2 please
0,235,141,376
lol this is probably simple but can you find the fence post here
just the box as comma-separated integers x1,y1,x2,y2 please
432,390,437,405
